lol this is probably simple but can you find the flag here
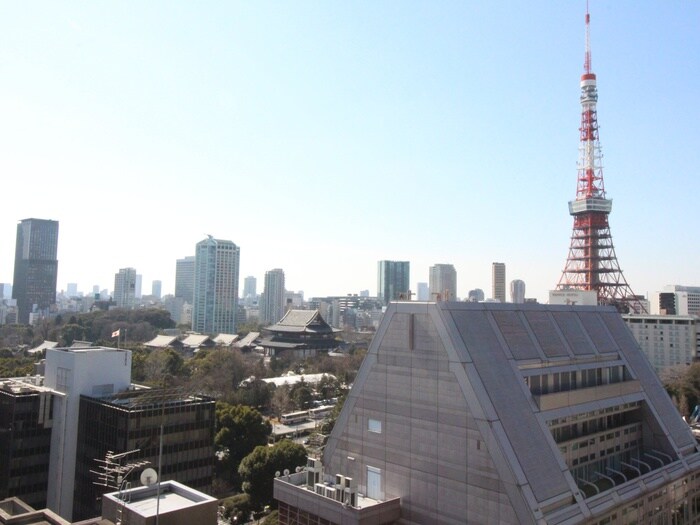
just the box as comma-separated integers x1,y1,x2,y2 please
112,329,121,338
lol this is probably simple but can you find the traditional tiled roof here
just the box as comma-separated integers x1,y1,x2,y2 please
28,340,58,354
144,335,179,348
235,332,260,348
213,333,239,346
265,309,339,334
181,334,214,349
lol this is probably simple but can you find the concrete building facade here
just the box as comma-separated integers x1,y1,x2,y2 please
275,302,700,524
651,285,700,317
623,314,699,373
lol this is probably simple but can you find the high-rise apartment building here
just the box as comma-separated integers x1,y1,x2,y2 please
467,288,485,302
243,276,257,300
377,261,409,305
510,279,526,304
135,274,142,299
151,279,162,299
113,268,137,309
12,218,59,324
261,269,285,325
428,263,457,301
175,255,195,303
192,236,240,334
492,262,506,303
416,282,429,301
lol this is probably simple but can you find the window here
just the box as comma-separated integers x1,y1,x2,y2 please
368,419,382,433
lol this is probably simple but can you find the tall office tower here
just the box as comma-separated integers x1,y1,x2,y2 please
192,236,240,334
66,283,78,297
492,262,506,303
261,268,285,325
243,276,257,300
510,279,526,304
467,288,485,302
113,268,137,309
0,283,11,300
377,260,410,305
151,279,162,299
429,263,457,301
175,255,195,303
556,7,645,314
416,282,429,301
12,218,59,324
135,274,142,299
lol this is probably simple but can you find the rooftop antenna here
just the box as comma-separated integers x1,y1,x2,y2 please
92,449,150,525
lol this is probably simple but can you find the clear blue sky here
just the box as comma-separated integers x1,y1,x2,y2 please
1,1,698,302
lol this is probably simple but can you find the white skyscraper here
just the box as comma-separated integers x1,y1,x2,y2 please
113,268,137,309
492,262,506,303
192,236,240,334
175,256,195,303
429,264,457,301
261,268,285,325
510,279,526,304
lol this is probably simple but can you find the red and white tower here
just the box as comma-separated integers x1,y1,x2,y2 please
556,6,646,313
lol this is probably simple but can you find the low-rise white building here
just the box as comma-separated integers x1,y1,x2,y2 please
623,314,700,372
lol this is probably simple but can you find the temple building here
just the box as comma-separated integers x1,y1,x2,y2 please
259,310,340,357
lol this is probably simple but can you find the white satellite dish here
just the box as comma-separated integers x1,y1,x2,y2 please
140,468,158,486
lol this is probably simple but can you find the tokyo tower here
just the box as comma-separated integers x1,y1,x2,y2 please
556,5,646,314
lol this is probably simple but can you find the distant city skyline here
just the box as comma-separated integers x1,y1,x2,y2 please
1,3,698,303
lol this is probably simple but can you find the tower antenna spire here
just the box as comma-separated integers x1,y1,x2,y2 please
556,3,646,314
584,1,591,75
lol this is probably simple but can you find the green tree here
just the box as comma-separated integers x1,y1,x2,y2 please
220,493,253,524
60,324,86,346
290,380,313,410
238,440,307,510
189,348,246,400
216,403,271,488
142,348,187,386
270,385,293,417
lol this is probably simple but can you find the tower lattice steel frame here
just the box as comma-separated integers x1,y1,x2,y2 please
556,6,646,314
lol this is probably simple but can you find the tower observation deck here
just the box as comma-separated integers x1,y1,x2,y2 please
556,7,646,314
